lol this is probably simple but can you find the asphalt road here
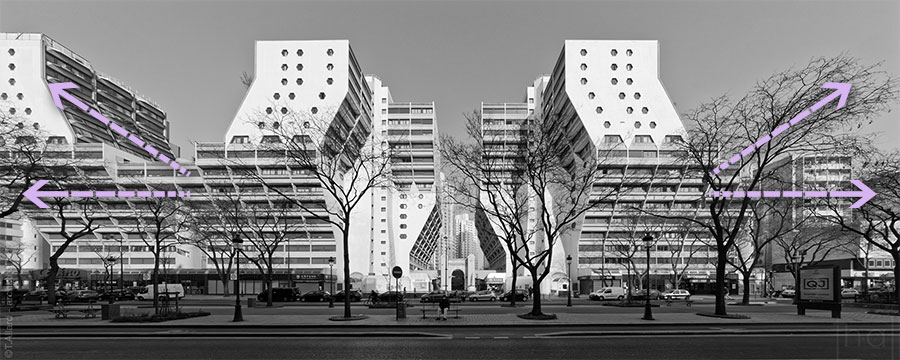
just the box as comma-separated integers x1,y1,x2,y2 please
10,334,899,359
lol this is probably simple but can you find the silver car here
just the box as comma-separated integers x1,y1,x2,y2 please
468,290,498,302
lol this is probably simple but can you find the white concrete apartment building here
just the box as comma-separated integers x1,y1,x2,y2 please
2,35,443,293
0,33,201,290
476,40,726,296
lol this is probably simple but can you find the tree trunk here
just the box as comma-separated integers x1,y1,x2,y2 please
528,271,544,316
266,266,274,307
47,258,60,304
152,255,160,315
342,225,351,318
625,266,633,304
221,278,230,296
741,271,751,305
508,264,518,307
893,252,900,310
714,248,728,315
16,269,24,290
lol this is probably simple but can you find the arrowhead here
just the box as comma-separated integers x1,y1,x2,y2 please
822,82,851,109
24,180,50,209
47,82,80,110
849,179,876,209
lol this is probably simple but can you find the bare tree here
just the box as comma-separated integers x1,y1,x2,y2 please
129,192,190,314
185,199,237,297
224,188,305,307
727,197,803,304
648,55,896,315
231,104,392,318
663,219,709,293
441,109,615,317
0,114,78,220
821,149,900,306
1,236,34,290
36,197,101,305
441,110,532,307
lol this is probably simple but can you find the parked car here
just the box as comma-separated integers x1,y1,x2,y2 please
333,290,363,302
841,288,860,299
377,291,405,303
257,288,300,302
629,289,662,300
454,290,474,301
780,288,796,298
136,284,185,301
589,287,626,301
98,289,136,301
421,290,452,303
499,289,529,302
661,289,692,300
0,289,27,308
468,290,498,302
299,290,332,302
68,289,100,302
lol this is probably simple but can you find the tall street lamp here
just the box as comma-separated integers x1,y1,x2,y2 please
106,256,117,304
792,250,806,305
566,254,573,307
328,256,335,308
443,235,448,291
641,234,654,321
232,236,244,322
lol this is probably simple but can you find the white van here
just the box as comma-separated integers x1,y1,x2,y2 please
589,287,626,301
137,284,185,301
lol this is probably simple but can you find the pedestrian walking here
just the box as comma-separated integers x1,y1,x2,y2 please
438,295,450,320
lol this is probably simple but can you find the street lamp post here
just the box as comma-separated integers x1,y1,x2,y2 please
443,235,448,291
232,236,243,322
792,250,806,305
328,256,335,308
106,256,117,304
641,234,654,321
566,255,572,307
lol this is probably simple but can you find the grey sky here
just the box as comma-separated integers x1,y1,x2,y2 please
1,0,897,154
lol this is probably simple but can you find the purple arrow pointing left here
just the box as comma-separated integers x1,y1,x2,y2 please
24,180,190,209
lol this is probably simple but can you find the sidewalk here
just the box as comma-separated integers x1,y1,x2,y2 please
8,310,900,328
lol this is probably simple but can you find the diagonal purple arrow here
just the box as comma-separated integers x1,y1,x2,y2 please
706,179,875,209
48,82,191,177
24,180,191,209
710,82,851,176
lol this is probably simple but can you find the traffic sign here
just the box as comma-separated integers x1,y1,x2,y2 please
392,266,403,279
142,273,151,281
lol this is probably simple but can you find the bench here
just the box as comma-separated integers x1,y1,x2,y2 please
664,298,693,307
420,306,461,319
48,301,98,318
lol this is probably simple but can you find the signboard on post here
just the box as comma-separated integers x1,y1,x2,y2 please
392,266,404,320
797,265,841,318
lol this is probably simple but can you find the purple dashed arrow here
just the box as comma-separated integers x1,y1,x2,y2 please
710,82,851,176
48,82,191,176
24,180,190,209
706,179,876,209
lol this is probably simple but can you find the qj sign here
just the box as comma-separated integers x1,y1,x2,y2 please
799,267,835,301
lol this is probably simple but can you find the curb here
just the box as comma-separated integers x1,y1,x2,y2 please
9,331,452,338
10,321,899,329
535,328,900,337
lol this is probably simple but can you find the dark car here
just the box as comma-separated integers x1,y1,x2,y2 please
378,291,405,303
629,289,662,300
299,290,332,302
499,289,529,302
257,288,300,302
333,290,362,302
68,289,100,302
98,289,136,301
420,290,462,303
